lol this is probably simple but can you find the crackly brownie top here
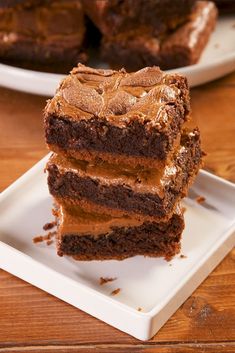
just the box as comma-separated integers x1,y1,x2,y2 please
45,64,190,130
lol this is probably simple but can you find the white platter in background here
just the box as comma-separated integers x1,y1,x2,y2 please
0,155,235,340
0,16,234,96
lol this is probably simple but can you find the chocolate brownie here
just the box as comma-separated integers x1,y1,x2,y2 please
0,0,87,72
212,0,235,12
47,129,202,220
45,64,190,168
101,1,218,71
56,204,184,260
0,0,44,8
82,0,196,37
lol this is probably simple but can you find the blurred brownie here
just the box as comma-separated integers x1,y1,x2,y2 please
0,0,87,72
0,0,43,8
82,0,196,37
47,129,202,220
213,0,235,12
102,1,218,71
45,64,190,168
56,204,184,260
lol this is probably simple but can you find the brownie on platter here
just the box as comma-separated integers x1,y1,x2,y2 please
82,0,196,37
101,1,218,71
45,64,190,168
0,0,41,7
0,0,87,72
212,0,235,12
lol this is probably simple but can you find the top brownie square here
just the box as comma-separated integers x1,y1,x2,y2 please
82,0,196,37
45,64,190,167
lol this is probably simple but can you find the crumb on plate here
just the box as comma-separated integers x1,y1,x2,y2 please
33,231,56,244
43,221,56,231
110,288,121,296
196,196,206,204
33,235,44,243
99,277,117,285
46,240,54,246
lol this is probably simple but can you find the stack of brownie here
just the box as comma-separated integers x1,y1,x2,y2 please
44,64,203,261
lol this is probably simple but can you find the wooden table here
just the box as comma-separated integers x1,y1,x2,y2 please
0,73,234,353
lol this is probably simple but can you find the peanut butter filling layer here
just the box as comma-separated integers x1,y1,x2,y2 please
58,203,182,237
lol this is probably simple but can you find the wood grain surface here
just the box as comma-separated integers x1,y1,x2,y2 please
0,72,235,352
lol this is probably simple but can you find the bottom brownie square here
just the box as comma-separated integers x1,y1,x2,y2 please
55,204,185,261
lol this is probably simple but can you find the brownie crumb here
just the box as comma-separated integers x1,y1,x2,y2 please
46,240,54,246
232,23,235,29
43,221,56,231
33,235,44,243
99,277,117,285
52,208,59,217
110,288,121,296
44,231,56,241
180,254,187,259
33,231,56,244
214,43,219,48
137,307,142,311
196,196,206,204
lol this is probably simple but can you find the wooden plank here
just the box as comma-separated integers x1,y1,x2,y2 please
191,85,235,183
0,343,234,353
0,87,47,191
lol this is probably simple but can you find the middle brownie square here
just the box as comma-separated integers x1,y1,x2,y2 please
47,129,202,221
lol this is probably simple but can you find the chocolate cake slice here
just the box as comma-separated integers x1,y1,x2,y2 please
56,204,185,261
45,64,190,168
82,0,196,37
47,129,202,220
101,1,218,71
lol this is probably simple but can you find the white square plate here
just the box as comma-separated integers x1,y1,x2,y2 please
0,155,235,341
